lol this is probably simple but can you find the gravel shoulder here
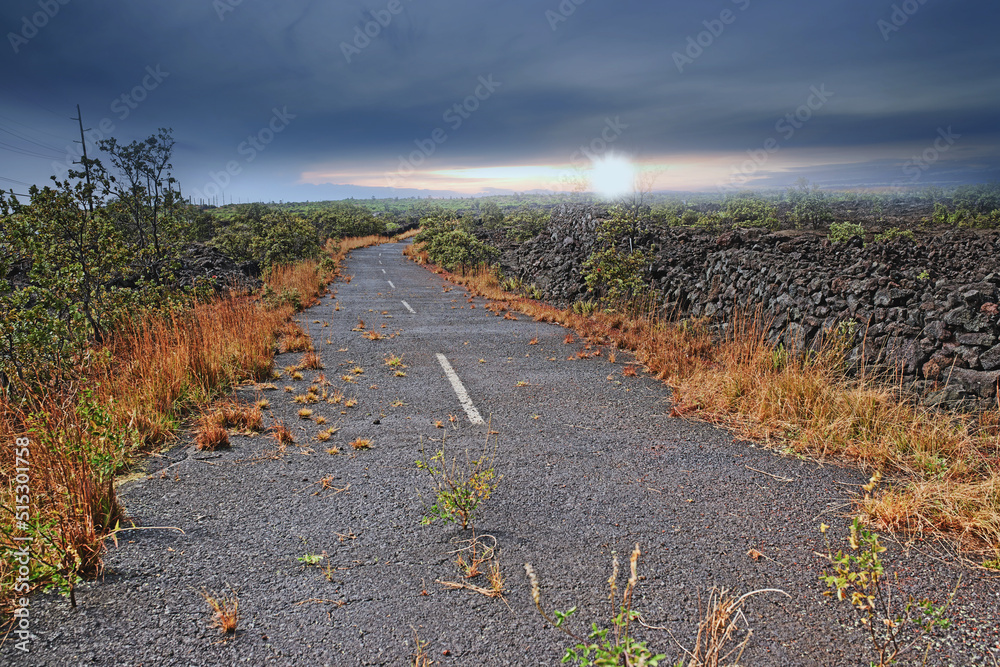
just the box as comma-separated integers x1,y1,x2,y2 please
5,241,999,666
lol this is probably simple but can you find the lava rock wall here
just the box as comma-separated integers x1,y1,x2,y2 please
499,205,1000,406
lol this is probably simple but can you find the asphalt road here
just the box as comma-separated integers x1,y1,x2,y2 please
6,241,997,666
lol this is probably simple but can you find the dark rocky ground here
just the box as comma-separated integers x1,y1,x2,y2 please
4,241,998,666
499,206,1000,408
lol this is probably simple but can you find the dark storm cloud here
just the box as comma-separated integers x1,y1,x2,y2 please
1,0,998,199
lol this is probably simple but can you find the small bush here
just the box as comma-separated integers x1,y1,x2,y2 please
416,434,500,531
828,221,864,243
872,227,915,244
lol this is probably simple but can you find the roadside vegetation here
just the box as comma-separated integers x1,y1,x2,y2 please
0,130,401,614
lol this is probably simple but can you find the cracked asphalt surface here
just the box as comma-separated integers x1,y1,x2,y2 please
6,240,998,666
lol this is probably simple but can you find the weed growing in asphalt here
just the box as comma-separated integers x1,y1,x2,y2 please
385,353,406,368
200,401,264,433
672,586,786,667
278,321,312,353
301,351,324,370
350,438,372,450
416,431,500,531
525,544,666,666
271,421,295,445
411,628,432,667
195,425,230,451
298,408,313,420
437,534,507,602
819,494,956,666
298,553,323,566
202,588,239,635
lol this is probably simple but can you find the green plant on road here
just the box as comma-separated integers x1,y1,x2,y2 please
819,483,956,666
416,433,500,531
526,544,666,666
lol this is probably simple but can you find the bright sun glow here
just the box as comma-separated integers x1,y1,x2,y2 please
589,155,635,198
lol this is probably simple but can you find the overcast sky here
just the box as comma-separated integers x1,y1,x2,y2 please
1,0,998,202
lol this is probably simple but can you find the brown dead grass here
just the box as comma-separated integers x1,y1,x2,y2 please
195,424,230,451
0,234,396,614
203,588,239,634
411,259,1000,551
300,350,324,370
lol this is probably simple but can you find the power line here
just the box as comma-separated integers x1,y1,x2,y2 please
0,110,73,143
0,140,63,160
0,175,34,187
0,124,67,154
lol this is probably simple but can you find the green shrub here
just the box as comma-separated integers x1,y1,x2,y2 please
828,221,864,243
679,209,700,226
415,219,497,274
721,195,779,229
872,227,915,244
787,179,833,228
582,206,651,306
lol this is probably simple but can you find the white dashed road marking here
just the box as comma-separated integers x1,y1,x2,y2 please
401,300,416,314
387,280,395,289
436,354,485,425
382,269,386,274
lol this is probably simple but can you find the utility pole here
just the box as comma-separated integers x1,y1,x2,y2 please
72,104,94,212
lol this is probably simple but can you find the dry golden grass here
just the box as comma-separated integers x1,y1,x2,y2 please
0,392,127,610
675,587,787,667
195,424,231,451
350,438,372,450
278,321,313,353
300,350,324,370
202,589,239,635
412,260,1000,551
271,421,295,446
201,400,264,433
